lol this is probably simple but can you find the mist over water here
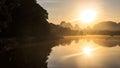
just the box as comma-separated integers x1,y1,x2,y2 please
1,0,120,68
47,35,120,68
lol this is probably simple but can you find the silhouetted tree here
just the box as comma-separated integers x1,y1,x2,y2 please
0,0,12,35
0,0,51,38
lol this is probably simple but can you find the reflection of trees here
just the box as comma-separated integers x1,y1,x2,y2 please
58,37,80,46
74,39,79,44
1,36,120,68
92,37,120,47
0,40,59,68
0,38,79,68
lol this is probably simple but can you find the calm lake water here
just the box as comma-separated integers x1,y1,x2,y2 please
47,35,120,68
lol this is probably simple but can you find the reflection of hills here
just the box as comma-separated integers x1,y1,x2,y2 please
93,21,120,31
92,36,120,47
60,36,120,47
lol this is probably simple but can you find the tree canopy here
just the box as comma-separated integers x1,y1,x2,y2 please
0,0,50,38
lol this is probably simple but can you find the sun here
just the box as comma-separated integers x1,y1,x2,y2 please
80,9,97,24
83,47,92,56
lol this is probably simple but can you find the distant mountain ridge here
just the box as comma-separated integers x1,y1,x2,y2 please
60,21,81,30
93,21,120,31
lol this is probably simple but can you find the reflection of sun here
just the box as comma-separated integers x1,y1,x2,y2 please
80,9,97,24
63,41,100,59
83,47,93,56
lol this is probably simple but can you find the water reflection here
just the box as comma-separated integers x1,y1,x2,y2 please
0,35,120,68
47,35,120,68
0,40,60,68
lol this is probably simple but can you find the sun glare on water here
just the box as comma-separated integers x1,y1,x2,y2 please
80,9,98,24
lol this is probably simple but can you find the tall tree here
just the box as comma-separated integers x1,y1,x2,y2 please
0,0,50,38
0,0,12,34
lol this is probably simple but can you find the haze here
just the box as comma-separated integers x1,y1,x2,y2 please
38,0,120,25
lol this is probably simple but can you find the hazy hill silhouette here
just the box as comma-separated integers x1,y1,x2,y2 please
60,21,81,30
60,21,73,30
74,24,81,30
93,21,120,31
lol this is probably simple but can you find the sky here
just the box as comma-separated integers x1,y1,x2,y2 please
37,0,120,25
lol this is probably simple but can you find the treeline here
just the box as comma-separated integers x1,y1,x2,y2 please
50,23,83,36
0,0,83,40
56,21,120,36
83,30,120,35
84,21,120,35
0,0,58,40
50,21,120,36
0,0,120,40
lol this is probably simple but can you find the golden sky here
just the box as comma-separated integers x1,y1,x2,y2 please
38,0,120,25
